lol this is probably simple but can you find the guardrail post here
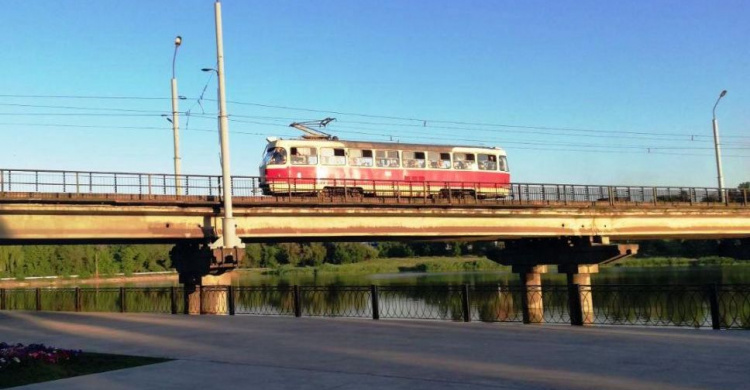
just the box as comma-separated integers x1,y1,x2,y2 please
690,188,695,206
120,287,126,313
35,171,39,192
568,284,583,326
227,285,235,315
462,284,471,322
75,172,80,194
608,186,615,206
371,285,380,320
293,285,302,317
0,169,4,193
36,288,42,311
171,286,178,314
0,288,5,310
707,284,721,330
75,287,81,312
652,187,658,205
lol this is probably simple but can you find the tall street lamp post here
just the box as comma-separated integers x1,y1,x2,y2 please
212,0,243,252
712,90,727,202
171,35,183,195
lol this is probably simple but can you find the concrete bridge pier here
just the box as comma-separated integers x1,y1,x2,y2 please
513,265,548,323
184,273,232,315
170,242,242,315
559,264,599,325
488,236,636,325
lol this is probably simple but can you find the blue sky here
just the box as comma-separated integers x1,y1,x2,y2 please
0,0,747,187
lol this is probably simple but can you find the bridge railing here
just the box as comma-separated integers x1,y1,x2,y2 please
1,168,747,206
1,284,748,329
0,169,223,198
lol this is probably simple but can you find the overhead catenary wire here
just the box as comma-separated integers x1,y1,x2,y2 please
1,93,747,140
1,94,749,157
1,120,747,158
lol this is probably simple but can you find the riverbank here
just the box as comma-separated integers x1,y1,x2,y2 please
263,255,750,276
0,272,178,288
264,256,508,276
613,256,750,268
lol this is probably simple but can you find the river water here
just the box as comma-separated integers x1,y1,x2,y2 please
8,265,748,328
230,265,750,287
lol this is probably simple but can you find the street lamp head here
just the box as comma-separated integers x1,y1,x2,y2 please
201,68,217,72
175,36,182,47
713,89,727,118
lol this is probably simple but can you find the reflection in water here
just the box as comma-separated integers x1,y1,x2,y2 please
230,266,750,287
4,266,749,329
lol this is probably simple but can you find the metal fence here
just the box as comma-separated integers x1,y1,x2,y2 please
1,284,748,329
1,168,747,207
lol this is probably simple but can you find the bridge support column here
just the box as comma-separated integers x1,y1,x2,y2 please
171,242,242,315
559,264,599,325
184,273,232,315
513,265,548,324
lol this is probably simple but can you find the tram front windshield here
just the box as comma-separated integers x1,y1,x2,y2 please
263,147,287,165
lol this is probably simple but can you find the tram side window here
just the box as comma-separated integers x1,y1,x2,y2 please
453,153,475,170
348,149,374,167
321,148,346,166
499,156,509,172
263,147,287,166
478,154,498,171
427,152,441,169
440,153,451,169
376,150,400,168
290,147,318,165
403,151,426,168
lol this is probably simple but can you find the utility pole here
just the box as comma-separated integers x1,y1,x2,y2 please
712,90,727,202
171,36,183,195
212,0,243,251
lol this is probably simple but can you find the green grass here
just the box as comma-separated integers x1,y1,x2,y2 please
263,256,509,275
257,255,750,276
0,352,170,388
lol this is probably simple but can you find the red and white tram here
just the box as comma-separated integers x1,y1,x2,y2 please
259,137,510,198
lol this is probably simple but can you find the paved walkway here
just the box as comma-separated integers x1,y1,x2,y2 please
1,312,748,389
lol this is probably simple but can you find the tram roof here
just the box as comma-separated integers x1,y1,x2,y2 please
268,138,506,154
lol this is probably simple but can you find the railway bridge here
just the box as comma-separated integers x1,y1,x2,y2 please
2,168,749,319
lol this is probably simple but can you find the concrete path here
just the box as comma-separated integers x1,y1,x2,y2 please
1,312,748,389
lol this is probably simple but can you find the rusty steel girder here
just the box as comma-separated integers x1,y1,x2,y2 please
1,202,750,244
170,242,244,284
487,237,638,269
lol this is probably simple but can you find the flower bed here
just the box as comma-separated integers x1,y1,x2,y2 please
0,343,81,369
0,343,169,388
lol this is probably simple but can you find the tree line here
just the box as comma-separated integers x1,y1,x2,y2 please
0,241,489,279
0,239,747,279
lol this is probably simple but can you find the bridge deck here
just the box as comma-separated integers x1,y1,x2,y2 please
1,169,749,243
